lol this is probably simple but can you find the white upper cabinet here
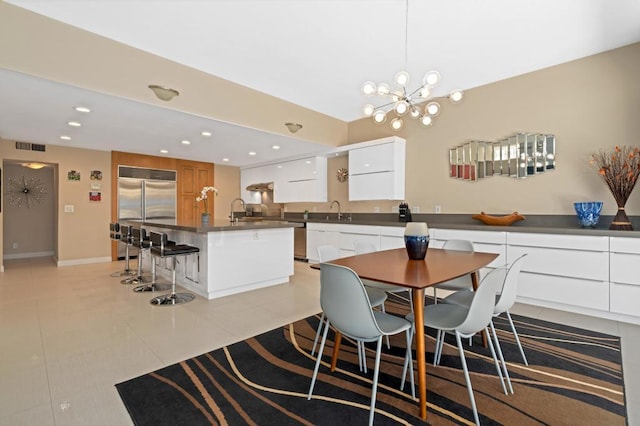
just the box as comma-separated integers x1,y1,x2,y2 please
240,164,278,203
274,156,327,203
348,137,405,201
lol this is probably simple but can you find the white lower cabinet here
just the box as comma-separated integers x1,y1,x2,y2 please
380,226,406,250
306,223,340,263
507,233,610,311
610,237,640,317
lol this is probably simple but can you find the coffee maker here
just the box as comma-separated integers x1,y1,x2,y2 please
399,202,412,222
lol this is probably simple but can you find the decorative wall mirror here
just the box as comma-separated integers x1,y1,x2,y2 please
449,133,555,181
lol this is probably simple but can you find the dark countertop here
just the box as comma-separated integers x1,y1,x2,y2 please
125,219,303,233
281,213,640,238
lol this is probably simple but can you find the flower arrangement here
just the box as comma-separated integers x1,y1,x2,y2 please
590,145,640,230
196,186,218,216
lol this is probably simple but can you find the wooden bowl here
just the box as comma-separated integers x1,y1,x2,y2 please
472,211,525,226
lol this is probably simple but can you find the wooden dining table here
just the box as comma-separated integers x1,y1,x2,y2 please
313,247,498,421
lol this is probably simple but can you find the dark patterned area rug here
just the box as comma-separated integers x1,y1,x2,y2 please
116,297,626,425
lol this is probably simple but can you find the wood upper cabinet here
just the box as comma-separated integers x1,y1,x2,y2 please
177,159,215,223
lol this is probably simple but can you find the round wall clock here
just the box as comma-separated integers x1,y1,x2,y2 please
336,167,349,182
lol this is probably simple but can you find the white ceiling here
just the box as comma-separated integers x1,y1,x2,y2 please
2,0,640,167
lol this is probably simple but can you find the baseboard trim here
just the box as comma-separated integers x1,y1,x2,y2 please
56,256,112,267
3,251,55,260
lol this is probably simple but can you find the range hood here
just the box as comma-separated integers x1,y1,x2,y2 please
246,182,274,191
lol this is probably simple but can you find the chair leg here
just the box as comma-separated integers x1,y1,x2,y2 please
490,321,513,394
311,313,325,356
401,324,414,390
368,337,384,426
380,303,391,349
484,328,508,396
506,310,528,365
308,317,331,399
455,332,480,426
404,329,415,398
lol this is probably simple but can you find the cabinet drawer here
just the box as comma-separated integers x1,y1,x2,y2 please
339,231,379,251
433,229,507,245
610,282,640,316
507,233,609,251
509,245,608,281
610,236,640,254
610,252,640,285
518,272,609,311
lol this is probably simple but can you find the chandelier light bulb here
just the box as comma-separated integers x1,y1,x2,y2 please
373,110,387,124
450,90,464,103
409,106,421,118
394,71,410,87
363,104,375,116
390,118,403,130
362,81,377,96
420,115,433,126
395,101,409,115
426,101,440,116
423,70,441,87
376,83,390,96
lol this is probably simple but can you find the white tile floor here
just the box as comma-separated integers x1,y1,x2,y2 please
0,257,637,425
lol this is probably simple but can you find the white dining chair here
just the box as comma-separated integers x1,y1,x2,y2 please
402,266,508,426
311,245,388,373
432,239,475,303
443,254,529,367
308,263,414,426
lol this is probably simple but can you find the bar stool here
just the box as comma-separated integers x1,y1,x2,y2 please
133,228,172,293
110,223,135,277
122,227,151,285
148,231,199,306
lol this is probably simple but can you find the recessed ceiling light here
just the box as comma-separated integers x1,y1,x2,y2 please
160,149,168,154
201,131,212,137
181,140,191,145
74,106,91,113
305,160,311,164
60,135,71,141
272,145,280,150
277,165,283,168
68,121,81,127
222,158,229,162
248,151,256,156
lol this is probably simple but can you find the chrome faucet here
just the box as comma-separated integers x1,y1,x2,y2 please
330,200,342,220
230,197,246,222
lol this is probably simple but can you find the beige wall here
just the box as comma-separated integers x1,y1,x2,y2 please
288,42,640,217
0,1,348,148
213,164,240,220
0,139,112,265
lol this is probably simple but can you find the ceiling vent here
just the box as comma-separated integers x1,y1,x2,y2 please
15,141,46,152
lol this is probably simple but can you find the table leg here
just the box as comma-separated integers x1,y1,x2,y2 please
471,271,488,348
330,332,342,372
412,287,427,420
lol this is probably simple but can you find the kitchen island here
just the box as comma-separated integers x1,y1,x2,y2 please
134,219,303,300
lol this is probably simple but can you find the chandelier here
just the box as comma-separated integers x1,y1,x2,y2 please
361,1,463,130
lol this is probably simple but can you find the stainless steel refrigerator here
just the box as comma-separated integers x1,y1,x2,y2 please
117,166,177,258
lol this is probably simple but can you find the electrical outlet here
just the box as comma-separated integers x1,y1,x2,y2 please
373,206,380,213
412,206,420,213
64,205,74,213
435,205,442,214
391,206,399,213
12,242,18,249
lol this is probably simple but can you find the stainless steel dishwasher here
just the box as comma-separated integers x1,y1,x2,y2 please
294,223,307,261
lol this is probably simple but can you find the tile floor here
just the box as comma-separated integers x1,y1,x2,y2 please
0,257,637,425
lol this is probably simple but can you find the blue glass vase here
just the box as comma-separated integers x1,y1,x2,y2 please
573,202,603,228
